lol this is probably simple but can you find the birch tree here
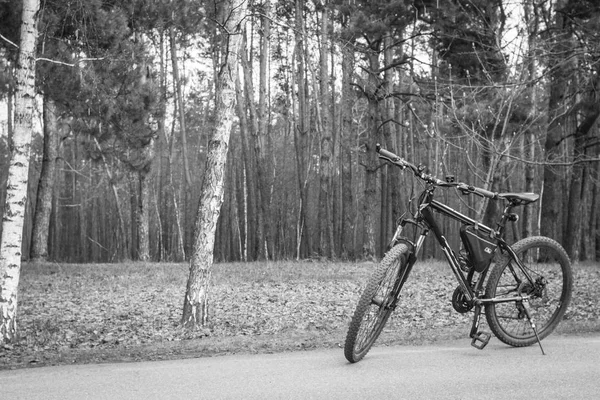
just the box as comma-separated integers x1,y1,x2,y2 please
181,0,247,328
0,0,40,344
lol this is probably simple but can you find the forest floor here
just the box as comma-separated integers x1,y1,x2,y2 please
1,260,599,370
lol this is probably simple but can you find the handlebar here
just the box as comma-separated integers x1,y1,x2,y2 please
375,144,498,200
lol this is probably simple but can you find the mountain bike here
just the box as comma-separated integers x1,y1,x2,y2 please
344,144,573,363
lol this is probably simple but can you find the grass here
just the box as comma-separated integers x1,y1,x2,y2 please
1,259,599,370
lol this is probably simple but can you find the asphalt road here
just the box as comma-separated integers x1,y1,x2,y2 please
2,333,599,399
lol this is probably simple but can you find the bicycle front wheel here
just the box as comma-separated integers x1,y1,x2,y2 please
344,243,412,363
485,236,573,347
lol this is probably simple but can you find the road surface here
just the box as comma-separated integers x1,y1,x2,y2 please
2,333,599,399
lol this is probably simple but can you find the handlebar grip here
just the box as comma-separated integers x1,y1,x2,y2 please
376,144,400,161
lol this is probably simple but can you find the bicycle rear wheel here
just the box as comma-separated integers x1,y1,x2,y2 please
485,236,573,347
344,243,412,363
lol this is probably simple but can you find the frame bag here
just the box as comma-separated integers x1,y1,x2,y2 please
460,226,497,272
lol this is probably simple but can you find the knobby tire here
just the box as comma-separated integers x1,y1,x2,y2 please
344,243,411,363
484,236,573,347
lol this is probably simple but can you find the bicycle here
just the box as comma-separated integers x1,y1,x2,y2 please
344,144,573,363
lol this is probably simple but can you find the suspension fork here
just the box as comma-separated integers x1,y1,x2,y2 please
385,228,428,310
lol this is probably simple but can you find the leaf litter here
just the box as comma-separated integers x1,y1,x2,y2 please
1,261,598,369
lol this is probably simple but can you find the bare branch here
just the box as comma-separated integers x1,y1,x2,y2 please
376,118,405,133
0,33,18,49
35,57,106,67
376,57,408,74
503,153,600,167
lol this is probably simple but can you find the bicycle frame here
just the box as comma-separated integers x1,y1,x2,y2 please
389,184,540,345
340,144,569,359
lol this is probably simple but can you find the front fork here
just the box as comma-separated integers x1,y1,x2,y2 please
384,221,428,311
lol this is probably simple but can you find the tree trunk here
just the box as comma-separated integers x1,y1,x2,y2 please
155,30,168,261
234,64,252,261
234,150,246,260
522,0,539,238
293,0,311,259
78,157,89,262
330,43,340,258
540,0,572,243
170,24,192,189
166,124,186,261
340,32,355,260
50,154,63,259
381,33,399,255
522,129,537,236
564,147,583,260
30,98,62,261
256,0,273,259
129,172,139,260
137,169,151,261
580,155,595,261
317,7,333,258
181,0,246,329
94,137,129,260
563,84,600,259
362,52,382,261
589,157,600,260
238,33,260,260
0,0,40,344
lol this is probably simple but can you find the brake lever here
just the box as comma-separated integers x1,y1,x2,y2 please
457,183,471,195
458,184,483,197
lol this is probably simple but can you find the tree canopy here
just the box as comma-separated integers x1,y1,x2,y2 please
0,0,598,264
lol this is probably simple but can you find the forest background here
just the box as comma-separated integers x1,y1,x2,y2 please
1,0,600,265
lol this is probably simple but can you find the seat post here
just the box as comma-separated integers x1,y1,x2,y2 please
495,202,517,237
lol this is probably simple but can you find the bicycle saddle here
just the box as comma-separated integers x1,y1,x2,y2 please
498,192,540,205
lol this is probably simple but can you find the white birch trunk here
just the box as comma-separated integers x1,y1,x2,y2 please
181,0,247,329
0,0,40,343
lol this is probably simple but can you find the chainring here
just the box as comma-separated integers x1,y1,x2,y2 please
452,286,474,313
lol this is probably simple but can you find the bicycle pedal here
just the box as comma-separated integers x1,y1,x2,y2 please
471,331,491,350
